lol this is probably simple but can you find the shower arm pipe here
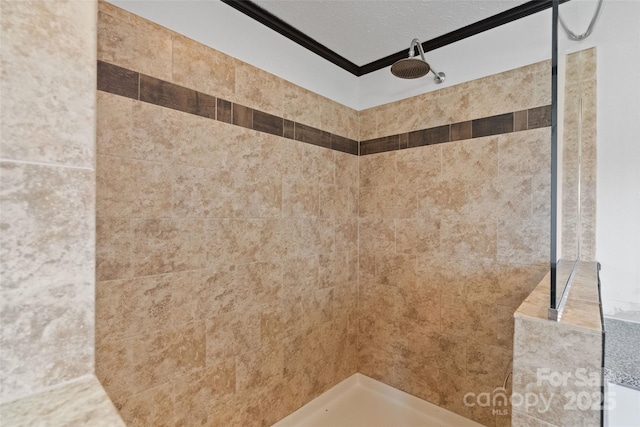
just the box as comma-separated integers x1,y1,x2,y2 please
408,38,445,84
558,0,603,41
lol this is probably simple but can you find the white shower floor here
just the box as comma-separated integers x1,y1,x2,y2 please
272,373,483,427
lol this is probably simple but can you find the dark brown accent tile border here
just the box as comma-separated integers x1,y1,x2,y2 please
528,105,552,129
195,92,216,120
360,135,399,156
232,103,253,129
331,134,358,155
97,61,139,100
253,110,283,136
472,112,514,138
295,123,331,149
283,120,295,139
408,125,450,148
98,60,357,155
359,108,551,155
140,74,199,115
217,98,232,123
451,121,472,141
514,110,528,132
98,61,551,158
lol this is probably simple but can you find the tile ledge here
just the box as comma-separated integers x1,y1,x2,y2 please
0,375,125,427
515,261,602,333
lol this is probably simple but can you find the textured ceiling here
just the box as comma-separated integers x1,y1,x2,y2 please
253,0,531,66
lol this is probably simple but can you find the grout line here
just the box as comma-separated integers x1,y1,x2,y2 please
0,158,95,171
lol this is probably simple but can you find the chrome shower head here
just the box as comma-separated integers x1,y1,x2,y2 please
390,38,446,84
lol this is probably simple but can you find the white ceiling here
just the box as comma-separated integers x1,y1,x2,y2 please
253,0,531,66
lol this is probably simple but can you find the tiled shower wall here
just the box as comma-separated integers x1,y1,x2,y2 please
96,2,358,426
0,1,97,402
357,63,552,426
96,2,557,427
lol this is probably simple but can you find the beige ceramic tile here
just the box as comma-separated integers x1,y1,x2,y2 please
96,155,136,218
374,100,413,138
496,263,548,311
393,356,440,404
172,33,236,100
1,1,96,167
359,218,395,253
465,175,533,222
97,91,134,158
98,4,172,81
333,282,358,319
513,316,602,426
498,128,551,176
282,256,319,295
417,86,471,129
172,359,236,426
172,117,236,170
532,172,551,219
96,217,133,281
130,323,206,393
172,164,235,218
335,151,359,186
319,251,349,289
235,62,283,116
0,162,94,400
359,151,396,187
395,144,442,184
466,342,512,388
395,219,440,254
130,101,177,164
299,218,334,256
303,144,335,185
319,184,350,219
236,344,284,392
236,261,283,308
132,218,206,275
442,136,498,181
406,329,467,376
322,100,359,140
119,382,174,427
233,175,283,219
282,80,323,128
335,219,358,253
96,274,172,344
497,220,549,266
440,220,497,263
300,288,334,330
374,253,416,287
358,107,378,141
441,299,499,346
416,177,469,221
468,65,537,118
167,270,215,323
206,309,261,361
359,185,417,219
260,296,304,345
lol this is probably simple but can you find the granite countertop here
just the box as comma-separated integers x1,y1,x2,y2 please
604,318,640,390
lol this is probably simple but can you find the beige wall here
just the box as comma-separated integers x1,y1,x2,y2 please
357,63,552,427
95,2,358,426
0,0,97,402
